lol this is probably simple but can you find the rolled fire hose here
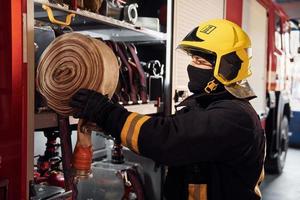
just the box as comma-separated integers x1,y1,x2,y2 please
36,32,119,176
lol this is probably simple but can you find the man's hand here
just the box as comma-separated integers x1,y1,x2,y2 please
70,88,115,127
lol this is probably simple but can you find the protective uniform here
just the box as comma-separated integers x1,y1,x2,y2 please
70,19,266,200
162,92,265,200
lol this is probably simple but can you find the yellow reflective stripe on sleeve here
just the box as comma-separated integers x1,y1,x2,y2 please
121,113,138,147
120,112,150,153
126,114,144,150
131,115,150,153
188,184,207,200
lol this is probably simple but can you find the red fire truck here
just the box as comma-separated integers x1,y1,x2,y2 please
0,0,298,199
235,0,296,174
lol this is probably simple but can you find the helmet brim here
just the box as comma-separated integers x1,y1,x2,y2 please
176,44,216,55
177,44,217,65
224,80,256,100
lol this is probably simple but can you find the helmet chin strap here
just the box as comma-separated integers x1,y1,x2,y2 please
204,79,219,93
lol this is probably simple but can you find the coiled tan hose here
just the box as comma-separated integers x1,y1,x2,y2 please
36,32,119,116
36,33,119,177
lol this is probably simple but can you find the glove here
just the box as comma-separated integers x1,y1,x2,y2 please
70,88,117,128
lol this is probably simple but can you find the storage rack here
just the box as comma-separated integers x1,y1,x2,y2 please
34,0,167,42
34,0,167,130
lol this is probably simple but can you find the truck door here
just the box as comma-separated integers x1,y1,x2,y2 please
242,0,268,120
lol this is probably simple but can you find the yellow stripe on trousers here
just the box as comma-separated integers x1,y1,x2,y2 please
188,184,207,200
255,141,266,197
120,112,150,153
255,167,265,197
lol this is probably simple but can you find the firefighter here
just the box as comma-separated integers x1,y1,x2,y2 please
70,19,266,200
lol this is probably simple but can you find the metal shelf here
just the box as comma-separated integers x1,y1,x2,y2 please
124,101,162,115
34,112,58,129
34,102,162,130
34,0,167,42
33,0,165,130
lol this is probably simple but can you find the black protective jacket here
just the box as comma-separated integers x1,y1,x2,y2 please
103,91,266,200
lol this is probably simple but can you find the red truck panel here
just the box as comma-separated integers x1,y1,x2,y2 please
225,0,243,26
0,1,28,199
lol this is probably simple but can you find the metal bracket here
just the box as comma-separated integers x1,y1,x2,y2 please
42,4,75,26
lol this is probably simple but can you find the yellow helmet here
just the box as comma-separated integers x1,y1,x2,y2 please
178,19,256,99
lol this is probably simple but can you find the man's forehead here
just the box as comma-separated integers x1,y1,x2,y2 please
192,55,210,61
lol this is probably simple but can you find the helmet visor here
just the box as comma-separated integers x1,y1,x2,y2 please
177,45,217,65
217,51,243,81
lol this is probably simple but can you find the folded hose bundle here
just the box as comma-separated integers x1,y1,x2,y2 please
37,32,119,177
36,32,119,116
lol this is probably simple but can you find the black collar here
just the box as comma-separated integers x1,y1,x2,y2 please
175,91,237,109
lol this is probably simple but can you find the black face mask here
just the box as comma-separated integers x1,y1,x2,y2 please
187,64,214,94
